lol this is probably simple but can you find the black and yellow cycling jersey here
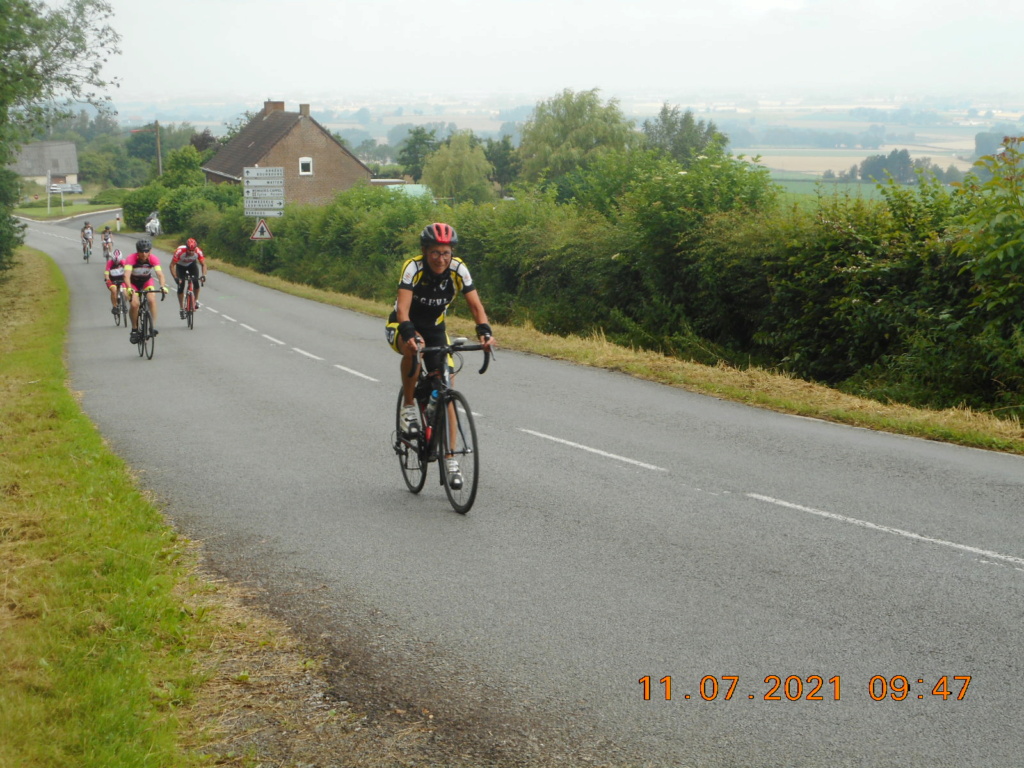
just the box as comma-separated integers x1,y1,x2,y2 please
396,254,476,328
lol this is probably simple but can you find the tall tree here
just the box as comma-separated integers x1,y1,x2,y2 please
0,0,120,164
517,88,639,190
420,132,495,204
0,0,120,269
397,126,439,182
483,135,521,196
642,104,726,166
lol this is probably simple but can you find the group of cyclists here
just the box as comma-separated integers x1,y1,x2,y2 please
101,232,208,344
91,217,495,482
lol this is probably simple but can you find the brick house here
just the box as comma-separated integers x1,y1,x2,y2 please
9,141,79,186
202,100,372,206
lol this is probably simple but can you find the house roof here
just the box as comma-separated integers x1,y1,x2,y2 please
202,106,371,181
8,141,79,176
202,110,301,181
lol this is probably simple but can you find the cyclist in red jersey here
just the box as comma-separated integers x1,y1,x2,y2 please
169,237,207,319
124,238,169,344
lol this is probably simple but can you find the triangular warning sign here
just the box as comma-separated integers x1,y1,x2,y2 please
250,218,273,240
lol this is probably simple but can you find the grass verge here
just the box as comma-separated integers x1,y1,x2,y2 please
0,248,372,767
209,257,1024,455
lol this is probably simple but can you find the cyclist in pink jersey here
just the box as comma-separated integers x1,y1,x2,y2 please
124,238,168,344
104,248,128,315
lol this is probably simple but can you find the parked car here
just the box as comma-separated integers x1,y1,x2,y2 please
49,183,84,194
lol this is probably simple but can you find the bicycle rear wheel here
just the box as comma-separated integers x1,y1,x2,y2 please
119,290,129,327
395,389,427,493
438,390,479,514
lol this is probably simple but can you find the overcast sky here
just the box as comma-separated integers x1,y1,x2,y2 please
101,0,1023,106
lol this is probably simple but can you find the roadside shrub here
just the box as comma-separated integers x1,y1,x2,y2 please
122,184,166,230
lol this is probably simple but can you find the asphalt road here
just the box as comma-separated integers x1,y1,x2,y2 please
28,215,1024,767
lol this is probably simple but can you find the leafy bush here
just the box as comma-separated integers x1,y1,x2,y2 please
122,184,166,229
0,169,26,271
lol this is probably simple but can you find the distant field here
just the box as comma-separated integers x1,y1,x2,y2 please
736,144,976,176
771,176,887,201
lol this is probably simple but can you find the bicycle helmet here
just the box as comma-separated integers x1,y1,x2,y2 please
186,237,198,250
112,248,122,259
420,223,457,247
136,238,151,252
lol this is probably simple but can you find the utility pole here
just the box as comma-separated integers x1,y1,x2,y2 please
155,119,163,176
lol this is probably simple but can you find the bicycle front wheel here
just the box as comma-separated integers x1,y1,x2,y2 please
185,288,195,330
119,291,129,327
141,310,155,359
438,390,479,514
395,389,427,493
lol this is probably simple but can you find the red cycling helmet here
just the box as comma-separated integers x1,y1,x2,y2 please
420,223,457,247
186,238,198,250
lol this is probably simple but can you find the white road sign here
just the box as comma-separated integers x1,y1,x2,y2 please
243,209,284,218
243,166,284,178
244,198,284,208
244,178,286,187
244,188,286,199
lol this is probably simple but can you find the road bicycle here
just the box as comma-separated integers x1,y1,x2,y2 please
393,338,491,514
180,274,204,330
82,238,92,262
102,239,113,260
112,283,129,327
131,287,165,359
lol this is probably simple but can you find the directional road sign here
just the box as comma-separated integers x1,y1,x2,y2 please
243,167,284,217
243,166,284,178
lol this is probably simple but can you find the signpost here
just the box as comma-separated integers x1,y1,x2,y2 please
243,167,284,218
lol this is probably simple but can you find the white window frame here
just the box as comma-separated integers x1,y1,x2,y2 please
299,156,313,176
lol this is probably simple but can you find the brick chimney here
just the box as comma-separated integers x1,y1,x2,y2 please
299,104,310,117
263,100,285,116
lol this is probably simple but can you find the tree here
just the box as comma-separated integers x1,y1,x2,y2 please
641,104,726,166
517,89,639,190
483,135,521,196
955,136,1024,333
222,110,259,142
420,132,496,204
397,126,439,182
0,0,120,269
160,145,205,189
190,128,219,155
0,0,120,163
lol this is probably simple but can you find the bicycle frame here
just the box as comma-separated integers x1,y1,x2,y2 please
395,337,491,513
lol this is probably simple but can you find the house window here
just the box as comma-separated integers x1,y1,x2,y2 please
299,157,313,176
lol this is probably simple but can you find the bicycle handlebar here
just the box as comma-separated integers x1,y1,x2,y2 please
410,338,493,376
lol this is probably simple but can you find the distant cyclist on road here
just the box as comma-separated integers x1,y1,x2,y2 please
80,221,94,259
169,237,207,319
385,223,496,483
104,248,128,316
100,226,114,257
124,239,168,344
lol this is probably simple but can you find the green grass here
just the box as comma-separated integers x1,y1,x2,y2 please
0,248,203,767
13,202,121,221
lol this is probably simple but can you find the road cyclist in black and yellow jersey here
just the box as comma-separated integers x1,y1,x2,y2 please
386,223,497,488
